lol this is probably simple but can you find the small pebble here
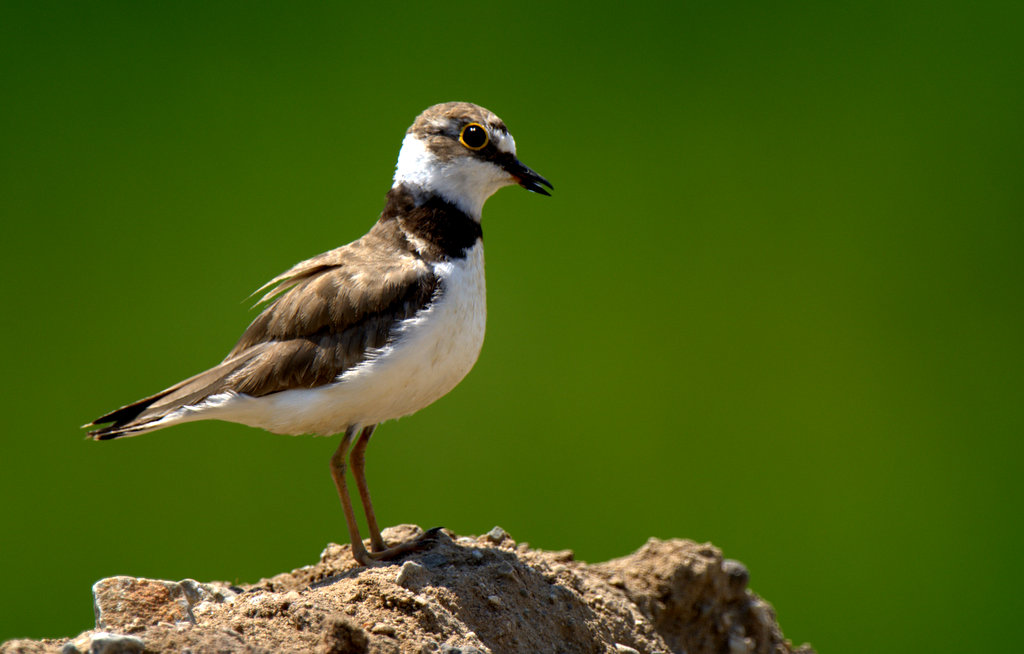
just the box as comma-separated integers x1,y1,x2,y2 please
485,526,508,543
487,595,502,607
395,560,429,588
614,645,639,654
470,549,484,562
320,543,344,560
73,635,92,651
372,622,397,636
728,631,754,654
722,559,750,591
439,645,486,654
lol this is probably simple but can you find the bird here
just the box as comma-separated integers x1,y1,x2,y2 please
85,102,552,565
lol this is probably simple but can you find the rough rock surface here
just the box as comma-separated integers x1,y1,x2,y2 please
0,526,814,654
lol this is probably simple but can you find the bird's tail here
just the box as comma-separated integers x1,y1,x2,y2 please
84,352,259,440
84,389,178,440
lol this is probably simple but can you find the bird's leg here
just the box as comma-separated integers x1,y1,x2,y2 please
330,426,373,566
350,426,441,559
333,424,442,565
350,424,387,553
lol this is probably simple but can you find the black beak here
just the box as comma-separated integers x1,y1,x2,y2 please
502,157,554,196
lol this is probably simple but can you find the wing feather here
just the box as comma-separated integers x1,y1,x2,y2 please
87,220,439,439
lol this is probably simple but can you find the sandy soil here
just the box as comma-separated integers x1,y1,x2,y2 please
1,525,814,654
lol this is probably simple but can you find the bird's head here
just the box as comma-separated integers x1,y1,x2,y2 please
393,102,553,219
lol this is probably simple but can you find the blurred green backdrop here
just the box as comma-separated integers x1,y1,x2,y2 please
2,1,1021,652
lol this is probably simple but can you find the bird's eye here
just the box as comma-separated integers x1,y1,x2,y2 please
459,123,489,150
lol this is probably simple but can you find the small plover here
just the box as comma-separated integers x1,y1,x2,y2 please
86,102,552,565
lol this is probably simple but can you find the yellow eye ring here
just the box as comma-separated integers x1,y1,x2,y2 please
459,123,489,150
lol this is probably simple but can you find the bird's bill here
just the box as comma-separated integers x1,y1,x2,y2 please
503,158,553,196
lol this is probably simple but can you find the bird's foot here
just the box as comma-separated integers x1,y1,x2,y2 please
353,527,443,566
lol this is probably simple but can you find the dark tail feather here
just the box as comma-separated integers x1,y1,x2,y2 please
85,389,174,440
84,348,265,441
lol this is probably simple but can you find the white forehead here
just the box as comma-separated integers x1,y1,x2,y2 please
492,129,516,155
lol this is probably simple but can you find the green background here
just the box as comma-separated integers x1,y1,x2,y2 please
2,2,1021,652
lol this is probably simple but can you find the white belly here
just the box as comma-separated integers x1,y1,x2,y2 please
209,243,487,436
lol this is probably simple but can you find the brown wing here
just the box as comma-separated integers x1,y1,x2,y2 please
87,220,439,439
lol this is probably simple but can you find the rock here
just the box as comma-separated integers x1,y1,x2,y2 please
1,526,814,654
92,578,193,631
91,576,236,632
87,633,144,654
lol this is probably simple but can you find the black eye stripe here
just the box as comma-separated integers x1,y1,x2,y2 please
459,123,489,150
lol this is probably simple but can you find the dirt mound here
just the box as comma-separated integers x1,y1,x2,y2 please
1,526,813,653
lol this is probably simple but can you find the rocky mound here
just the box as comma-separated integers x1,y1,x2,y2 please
0,526,814,654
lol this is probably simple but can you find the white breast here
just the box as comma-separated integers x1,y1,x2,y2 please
207,243,487,436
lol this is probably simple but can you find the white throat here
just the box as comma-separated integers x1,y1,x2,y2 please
392,134,515,219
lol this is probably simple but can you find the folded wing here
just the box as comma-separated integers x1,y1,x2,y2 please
87,222,438,440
